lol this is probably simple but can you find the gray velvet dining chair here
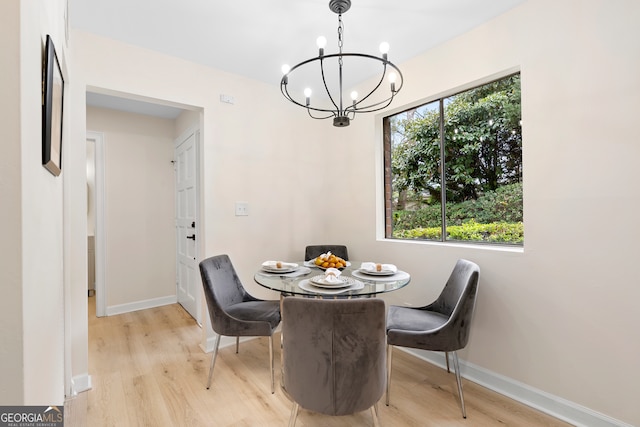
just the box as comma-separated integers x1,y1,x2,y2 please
282,297,386,427
199,254,281,393
385,258,480,418
304,244,349,261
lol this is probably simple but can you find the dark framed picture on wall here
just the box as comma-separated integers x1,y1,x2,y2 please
42,34,64,176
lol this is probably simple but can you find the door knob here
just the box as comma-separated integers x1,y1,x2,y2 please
187,235,196,240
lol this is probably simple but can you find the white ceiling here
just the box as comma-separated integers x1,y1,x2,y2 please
71,0,525,118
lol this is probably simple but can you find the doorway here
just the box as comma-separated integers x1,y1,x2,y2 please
86,94,200,318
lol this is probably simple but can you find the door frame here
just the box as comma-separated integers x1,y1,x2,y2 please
87,131,107,317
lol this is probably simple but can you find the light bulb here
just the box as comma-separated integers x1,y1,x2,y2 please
304,88,312,107
388,72,397,92
350,91,358,100
379,42,390,54
316,36,327,49
281,64,290,75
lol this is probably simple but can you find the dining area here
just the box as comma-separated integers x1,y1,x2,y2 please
198,245,482,426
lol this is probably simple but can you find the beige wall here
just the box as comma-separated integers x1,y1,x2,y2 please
86,107,177,308
335,1,640,425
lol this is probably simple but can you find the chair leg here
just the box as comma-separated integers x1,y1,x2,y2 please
445,351,450,373
451,351,467,418
288,402,299,427
206,333,222,389
235,336,239,353
371,403,381,427
269,334,275,394
386,344,393,406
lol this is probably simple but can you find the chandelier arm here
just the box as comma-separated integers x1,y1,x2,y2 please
352,63,387,108
345,96,396,115
282,82,338,117
347,63,404,113
282,78,336,116
307,108,336,120
319,58,341,113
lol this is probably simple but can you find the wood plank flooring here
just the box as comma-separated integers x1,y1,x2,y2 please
65,298,572,426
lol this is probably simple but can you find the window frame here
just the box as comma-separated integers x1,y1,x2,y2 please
381,70,523,246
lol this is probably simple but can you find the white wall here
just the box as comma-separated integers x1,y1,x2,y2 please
86,107,177,309
64,0,640,425
0,0,67,405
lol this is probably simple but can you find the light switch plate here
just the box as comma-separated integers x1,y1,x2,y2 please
235,202,249,216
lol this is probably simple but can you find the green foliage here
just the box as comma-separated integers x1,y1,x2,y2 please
392,183,523,244
393,220,523,244
394,183,522,229
390,73,522,204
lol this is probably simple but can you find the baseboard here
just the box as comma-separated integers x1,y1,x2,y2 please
106,295,177,316
70,373,92,396
400,348,633,427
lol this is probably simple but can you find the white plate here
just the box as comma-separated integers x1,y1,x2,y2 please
309,274,355,288
351,270,411,282
299,279,365,294
304,260,351,270
358,268,396,276
261,262,299,274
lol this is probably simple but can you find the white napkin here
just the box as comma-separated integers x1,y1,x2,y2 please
262,260,296,268
323,268,343,283
360,262,398,273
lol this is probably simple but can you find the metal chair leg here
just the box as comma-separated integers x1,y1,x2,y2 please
445,351,450,373
386,344,393,406
269,334,275,394
206,333,222,389
235,336,239,353
371,403,381,427
451,351,466,418
288,402,299,427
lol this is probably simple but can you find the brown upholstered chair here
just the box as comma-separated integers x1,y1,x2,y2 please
304,244,349,261
199,254,281,393
282,297,386,427
386,259,480,418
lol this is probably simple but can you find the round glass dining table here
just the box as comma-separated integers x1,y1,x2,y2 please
254,260,411,298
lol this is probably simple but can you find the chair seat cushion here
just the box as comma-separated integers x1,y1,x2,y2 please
226,300,281,334
386,305,452,350
387,305,448,332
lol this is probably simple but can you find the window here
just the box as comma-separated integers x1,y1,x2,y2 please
383,73,522,245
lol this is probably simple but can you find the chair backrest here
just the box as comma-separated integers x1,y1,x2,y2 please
304,245,349,261
426,259,480,349
282,298,386,416
199,254,251,335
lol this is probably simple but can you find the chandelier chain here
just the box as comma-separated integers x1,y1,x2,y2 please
337,13,344,65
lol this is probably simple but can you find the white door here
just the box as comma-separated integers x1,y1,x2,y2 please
175,128,200,324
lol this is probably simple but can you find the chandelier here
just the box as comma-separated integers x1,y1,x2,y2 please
280,0,404,127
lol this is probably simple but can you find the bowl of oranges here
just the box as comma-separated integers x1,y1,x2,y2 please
312,252,349,269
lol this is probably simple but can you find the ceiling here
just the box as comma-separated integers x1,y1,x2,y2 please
72,0,525,118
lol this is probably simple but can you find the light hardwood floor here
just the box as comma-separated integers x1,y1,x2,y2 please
65,298,571,426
